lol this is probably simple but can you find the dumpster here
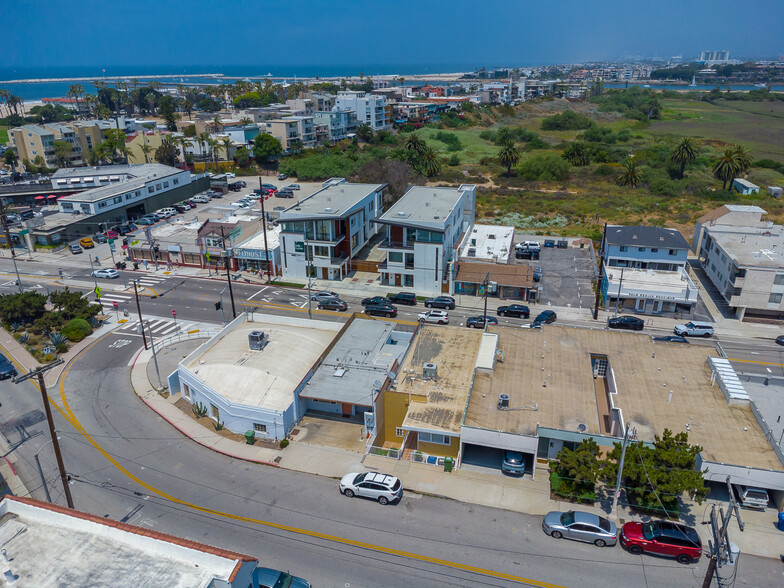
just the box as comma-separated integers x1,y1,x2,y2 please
778,512,784,531
444,457,454,472
244,430,256,445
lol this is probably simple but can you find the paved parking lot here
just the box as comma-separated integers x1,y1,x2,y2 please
511,235,596,309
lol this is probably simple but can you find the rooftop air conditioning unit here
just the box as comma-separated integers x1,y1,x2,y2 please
248,330,267,351
498,393,510,409
423,362,438,379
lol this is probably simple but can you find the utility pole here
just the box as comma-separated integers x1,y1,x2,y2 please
610,422,632,520
259,177,271,283
133,280,148,350
614,267,625,317
482,272,490,331
594,223,607,320
219,227,237,319
305,236,313,319
0,200,24,293
13,360,74,509
702,477,744,588
143,321,162,389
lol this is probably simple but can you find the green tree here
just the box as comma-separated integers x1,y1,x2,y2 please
494,127,513,146
48,288,100,320
207,138,220,173
517,153,571,181
0,292,48,323
417,145,442,177
221,137,233,164
541,110,594,131
669,137,697,178
404,134,425,156
154,137,180,167
355,124,374,143
616,158,640,188
601,429,707,515
53,140,74,168
497,139,521,175
553,438,601,500
732,143,752,174
562,141,591,166
252,133,283,163
234,146,251,168
67,83,84,116
158,95,178,131
4,148,18,169
712,147,741,190
139,141,154,164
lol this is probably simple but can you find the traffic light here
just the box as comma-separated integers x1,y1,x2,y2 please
215,301,222,310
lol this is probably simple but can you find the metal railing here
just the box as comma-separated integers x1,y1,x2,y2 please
151,329,219,352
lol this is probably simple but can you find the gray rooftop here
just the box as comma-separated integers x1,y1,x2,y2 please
708,226,784,268
15,124,53,136
280,182,383,220
303,317,411,405
52,163,172,180
58,164,184,203
378,185,471,230
605,225,689,249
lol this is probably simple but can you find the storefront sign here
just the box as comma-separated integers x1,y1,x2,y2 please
233,248,271,260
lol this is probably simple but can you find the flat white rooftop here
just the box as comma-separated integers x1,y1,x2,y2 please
459,224,514,262
605,267,698,301
186,317,341,411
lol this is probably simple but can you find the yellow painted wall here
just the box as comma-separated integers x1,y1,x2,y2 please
379,390,411,449
192,160,235,172
419,437,459,458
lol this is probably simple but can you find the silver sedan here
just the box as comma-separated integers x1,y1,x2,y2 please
542,510,617,547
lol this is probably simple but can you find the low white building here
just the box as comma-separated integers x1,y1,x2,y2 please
458,224,514,263
605,267,698,315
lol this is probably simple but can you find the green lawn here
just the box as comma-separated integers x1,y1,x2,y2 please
0,126,8,145
413,127,500,165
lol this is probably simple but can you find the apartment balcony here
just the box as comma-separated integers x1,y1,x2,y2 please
307,233,346,245
379,240,414,250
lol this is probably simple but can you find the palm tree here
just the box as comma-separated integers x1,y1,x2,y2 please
497,139,521,175
176,136,192,162
562,141,591,166
197,132,211,160
712,147,741,190
405,134,425,155
209,115,222,134
616,158,640,188
222,137,233,163
419,145,442,177
139,141,154,164
207,138,220,173
732,144,752,174
670,137,697,178
67,84,84,118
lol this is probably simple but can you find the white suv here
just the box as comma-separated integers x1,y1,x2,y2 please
418,310,449,324
339,472,403,505
673,321,714,337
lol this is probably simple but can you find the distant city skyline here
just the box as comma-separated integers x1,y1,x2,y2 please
6,0,784,70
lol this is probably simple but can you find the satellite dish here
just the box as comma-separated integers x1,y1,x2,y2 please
373,380,382,390
577,423,586,432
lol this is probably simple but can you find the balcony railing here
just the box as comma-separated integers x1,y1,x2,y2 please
379,239,414,250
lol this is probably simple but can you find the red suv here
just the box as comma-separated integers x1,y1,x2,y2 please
620,520,702,564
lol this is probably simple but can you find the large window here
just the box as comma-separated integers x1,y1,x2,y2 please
770,293,783,304
388,252,403,263
281,221,305,234
416,229,443,244
313,245,329,257
419,432,450,445
774,274,784,286
314,220,331,241
205,237,223,247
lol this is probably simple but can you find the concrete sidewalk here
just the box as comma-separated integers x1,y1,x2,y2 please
129,337,784,559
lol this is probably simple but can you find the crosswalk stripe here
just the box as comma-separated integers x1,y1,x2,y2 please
158,323,179,335
99,294,131,302
148,319,167,329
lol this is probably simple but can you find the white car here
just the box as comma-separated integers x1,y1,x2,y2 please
418,310,449,324
92,268,120,279
225,172,236,178
339,472,403,505
191,195,210,203
230,201,250,208
284,183,301,190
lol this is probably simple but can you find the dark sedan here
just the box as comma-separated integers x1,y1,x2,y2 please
466,316,499,328
531,310,557,327
776,335,784,346
364,303,398,318
318,299,348,312
497,304,530,318
608,316,645,331
653,335,689,344
424,296,456,310
361,296,389,307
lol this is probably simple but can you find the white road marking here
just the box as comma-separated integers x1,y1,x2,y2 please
108,339,133,349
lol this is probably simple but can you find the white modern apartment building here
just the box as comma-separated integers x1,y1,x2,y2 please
279,178,386,280
694,205,784,320
334,91,388,131
375,185,476,294
313,110,358,142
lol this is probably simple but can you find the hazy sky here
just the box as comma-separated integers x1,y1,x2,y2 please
6,0,783,71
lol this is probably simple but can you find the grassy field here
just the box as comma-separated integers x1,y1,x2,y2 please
0,126,7,145
413,127,499,165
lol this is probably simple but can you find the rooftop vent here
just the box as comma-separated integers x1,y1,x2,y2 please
248,330,267,351
498,393,510,409
423,362,438,378
398,211,406,217
325,207,332,212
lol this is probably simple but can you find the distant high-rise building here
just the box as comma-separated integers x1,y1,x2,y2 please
699,50,731,63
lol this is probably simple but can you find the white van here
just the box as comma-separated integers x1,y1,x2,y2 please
191,194,210,203
737,486,769,510
155,208,176,219
673,321,714,337
516,241,541,252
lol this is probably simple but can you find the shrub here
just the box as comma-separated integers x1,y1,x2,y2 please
755,159,784,173
279,439,289,449
62,318,93,342
517,153,571,181
433,131,463,152
649,177,681,197
541,110,594,131
448,154,461,166
593,164,616,176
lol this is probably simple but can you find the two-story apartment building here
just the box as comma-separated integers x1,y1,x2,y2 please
375,185,476,295
694,205,784,320
279,179,386,280
334,91,388,131
601,225,698,315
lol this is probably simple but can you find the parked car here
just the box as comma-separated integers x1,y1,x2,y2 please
417,310,449,324
620,520,701,564
736,485,769,510
284,183,301,190
92,268,120,279
261,183,277,191
259,568,310,588
776,335,784,346
424,296,455,310
364,303,397,318
79,237,95,249
114,224,137,235
339,472,403,505
653,335,689,344
278,173,288,180
501,450,526,475
0,353,18,380
225,172,236,178
466,315,499,328
361,296,389,307
543,510,618,547
191,195,211,203
155,208,176,219
230,201,251,208
496,304,530,318
136,217,157,225
318,299,348,312
173,204,189,213
93,233,108,243
277,189,295,198
531,310,557,327
68,244,82,254
516,249,539,260
516,241,541,252
310,291,339,303
673,321,714,337
608,316,645,331
388,292,417,306
104,230,119,240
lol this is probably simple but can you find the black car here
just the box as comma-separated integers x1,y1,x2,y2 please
497,304,530,318
277,189,295,198
173,204,189,213
532,310,557,326
318,299,348,312
776,335,784,346
653,335,689,344
0,354,17,380
608,316,645,331
364,303,398,318
361,296,389,307
466,316,499,329
516,249,539,260
113,224,136,236
388,292,417,306
424,296,456,310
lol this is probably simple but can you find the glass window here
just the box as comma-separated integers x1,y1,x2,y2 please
619,246,628,252
395,428,404,437
253,423,267,433
638,247,646,252
769,293,782,304
669,249,677,256
651,248,658,253
389,252,403,263
774,274,784,286
313,245,329,257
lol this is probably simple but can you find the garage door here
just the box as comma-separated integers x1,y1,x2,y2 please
462,443,503,470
